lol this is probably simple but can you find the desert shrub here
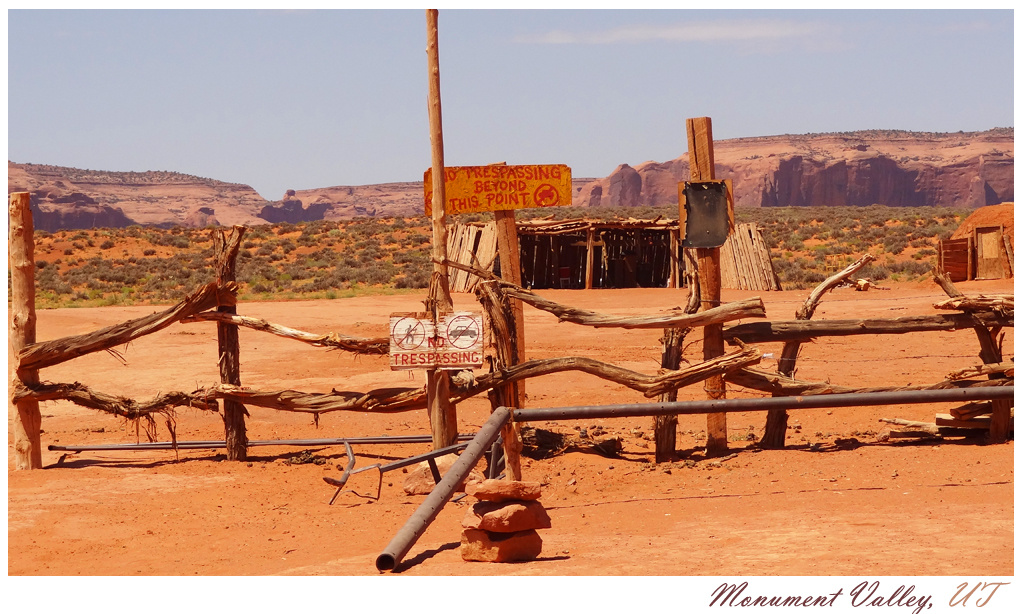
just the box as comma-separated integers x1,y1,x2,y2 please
881,235,908,255
396,271,430,288
782,236,804,251
406,232,431,246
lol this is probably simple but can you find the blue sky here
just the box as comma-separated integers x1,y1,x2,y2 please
7,9,1015,200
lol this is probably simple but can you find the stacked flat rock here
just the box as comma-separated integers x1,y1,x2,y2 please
460,480,550,563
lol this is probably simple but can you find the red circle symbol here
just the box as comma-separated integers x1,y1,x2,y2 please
533,184,561,207
391,318,426,350
446,315,480,350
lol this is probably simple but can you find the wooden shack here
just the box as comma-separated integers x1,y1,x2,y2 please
445,217,780,292
940,202,1014,281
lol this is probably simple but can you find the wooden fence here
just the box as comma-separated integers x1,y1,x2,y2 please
8,192,1014,471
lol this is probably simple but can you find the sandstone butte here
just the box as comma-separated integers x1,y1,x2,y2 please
7,128,1013,232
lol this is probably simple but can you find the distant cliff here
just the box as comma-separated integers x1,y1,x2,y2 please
574,128,1013,209
8,128,1013,230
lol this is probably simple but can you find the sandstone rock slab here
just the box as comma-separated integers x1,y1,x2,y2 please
462,500,551,532
465,479,542,502
460,529,542,563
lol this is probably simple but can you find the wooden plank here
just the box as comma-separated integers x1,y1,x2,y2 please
950,402,993,420
738,225,759,290
585,227,595,289
755,225,778,291
935,413,1013,430
470,221,498,292
452,224,476,292
446,224,463,291
720,235,737,289
975,226,1005,279
425,9,457,450
669,229,679,289
968,235,976,281
9,192,42,469
1003,234,1014,276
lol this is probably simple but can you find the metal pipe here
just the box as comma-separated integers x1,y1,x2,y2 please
512,387,1013,422
375,405,511,572
328,443,357,505
48,433,475,453
324,440,474,502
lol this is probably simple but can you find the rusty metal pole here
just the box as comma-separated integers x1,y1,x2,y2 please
376,406,511,572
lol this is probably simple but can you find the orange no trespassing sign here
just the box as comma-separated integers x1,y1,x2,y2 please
424,164,572,215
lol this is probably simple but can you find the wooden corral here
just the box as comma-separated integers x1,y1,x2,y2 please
7,191,1013,471
446,217,779,292
516,218,679,290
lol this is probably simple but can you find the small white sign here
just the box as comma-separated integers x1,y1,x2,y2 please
389,311,484,370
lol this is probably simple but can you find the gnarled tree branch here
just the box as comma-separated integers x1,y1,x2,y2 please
181,311,389,354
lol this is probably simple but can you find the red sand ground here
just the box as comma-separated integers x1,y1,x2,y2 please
7,280,1013,577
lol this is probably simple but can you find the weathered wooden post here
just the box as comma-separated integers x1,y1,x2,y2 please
476,281,524,480
9,191,43,469
425,8,457,449
653,327,683,462
214,226,247,460
653,261,701,461
685,116,729,456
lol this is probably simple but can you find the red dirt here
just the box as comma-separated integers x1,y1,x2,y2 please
7,280,1013,576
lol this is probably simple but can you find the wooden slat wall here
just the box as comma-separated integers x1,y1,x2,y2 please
939,238,971,282
447,222,498,293
720,223,781,291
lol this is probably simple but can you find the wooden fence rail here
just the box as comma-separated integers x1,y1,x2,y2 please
18,282,236,372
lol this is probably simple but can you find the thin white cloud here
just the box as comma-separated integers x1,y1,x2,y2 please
516,19,828,45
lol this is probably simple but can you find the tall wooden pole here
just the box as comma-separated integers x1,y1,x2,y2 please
214,226,247,460
685,117,729,456
425,8,457,449
9,192,43,469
